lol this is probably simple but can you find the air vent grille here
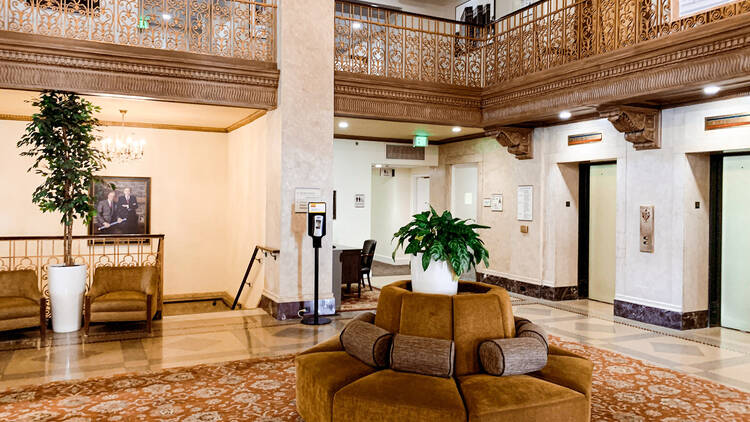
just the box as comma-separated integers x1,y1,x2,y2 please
386,144,425,160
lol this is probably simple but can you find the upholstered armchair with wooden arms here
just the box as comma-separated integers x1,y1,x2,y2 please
0,270,47,340
84,266,158,334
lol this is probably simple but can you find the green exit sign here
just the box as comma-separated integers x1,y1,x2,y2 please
413,135,428,147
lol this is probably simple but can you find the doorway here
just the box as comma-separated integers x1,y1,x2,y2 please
414,175,431,213
578,162,617,303
709,153,750,331
451,164,478,220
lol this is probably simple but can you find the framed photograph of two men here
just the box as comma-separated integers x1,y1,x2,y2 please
89,176,151,237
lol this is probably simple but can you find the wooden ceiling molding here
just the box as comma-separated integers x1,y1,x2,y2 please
334,72,482,127
0,31,279,110
488,127,533,160
480,14,750,128
599,106,661,150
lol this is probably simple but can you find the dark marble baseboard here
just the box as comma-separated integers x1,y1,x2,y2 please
614,300,708,330
476,272,578,301
259,295,336,321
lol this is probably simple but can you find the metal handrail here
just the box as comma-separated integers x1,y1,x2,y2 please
231,245,279,310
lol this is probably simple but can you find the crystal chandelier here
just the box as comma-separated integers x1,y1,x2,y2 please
100,110,146,162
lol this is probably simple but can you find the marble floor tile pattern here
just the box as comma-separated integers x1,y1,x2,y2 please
0,298,748,394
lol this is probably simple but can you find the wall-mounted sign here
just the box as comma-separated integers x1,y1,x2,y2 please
413,135,429,147
705,113,750,131
354,194,365,208
517,186,533,221
482,198,491,207
491,194,503,212
295,188,322,213
640,205,654,253
568,132,603,146
379,168,395,177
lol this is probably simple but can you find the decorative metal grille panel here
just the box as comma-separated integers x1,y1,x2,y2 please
386,144,425,160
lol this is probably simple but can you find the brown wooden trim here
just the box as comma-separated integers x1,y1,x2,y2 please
437,132,492,144
0,31,279,110
226,110,267,132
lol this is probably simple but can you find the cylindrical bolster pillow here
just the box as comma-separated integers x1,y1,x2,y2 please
390,334,455,378
479,337,548,376
349,311,376,325
515,319,548,352
340,320,392,368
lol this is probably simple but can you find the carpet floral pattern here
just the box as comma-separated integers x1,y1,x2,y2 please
339,287,380,312
1,338,748,421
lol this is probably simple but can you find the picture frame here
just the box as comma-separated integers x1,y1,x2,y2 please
89,176,151,237
455,0,495,22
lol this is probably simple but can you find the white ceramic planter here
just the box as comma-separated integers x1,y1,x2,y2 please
411,254,458,295
48,264,87,333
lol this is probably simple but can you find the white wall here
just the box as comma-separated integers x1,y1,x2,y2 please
332,139,438,249
371,167,414,264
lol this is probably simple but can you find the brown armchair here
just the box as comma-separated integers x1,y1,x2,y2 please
0,270,47,340
84,266,158,334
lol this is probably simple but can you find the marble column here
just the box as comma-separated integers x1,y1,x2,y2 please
261,0,335,319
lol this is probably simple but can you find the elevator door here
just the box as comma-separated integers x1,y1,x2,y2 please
588,163,617,303
721,155,750,332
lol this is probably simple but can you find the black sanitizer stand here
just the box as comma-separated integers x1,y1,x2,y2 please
302,202,331,325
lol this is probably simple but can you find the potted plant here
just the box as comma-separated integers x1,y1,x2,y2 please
17,91,108,333
392,207,490,295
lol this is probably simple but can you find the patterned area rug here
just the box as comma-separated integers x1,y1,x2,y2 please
339,287,380,312
1,338,748,421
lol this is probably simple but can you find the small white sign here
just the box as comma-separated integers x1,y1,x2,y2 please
295,188,322,213
464,192,473,205
308,202,326,213
354,194,365,208
482,198,491,207
517,186,533,221
491,194,503,212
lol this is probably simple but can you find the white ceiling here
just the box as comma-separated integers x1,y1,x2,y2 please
0,89,259,130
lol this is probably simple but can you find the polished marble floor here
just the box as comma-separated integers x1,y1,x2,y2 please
0,296,749,394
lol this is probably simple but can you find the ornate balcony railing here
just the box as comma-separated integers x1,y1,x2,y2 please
0,0,276,61
0,235,165,313
335,0,487,87
335,0,750,87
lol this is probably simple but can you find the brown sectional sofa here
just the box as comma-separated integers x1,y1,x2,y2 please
296,280,593,422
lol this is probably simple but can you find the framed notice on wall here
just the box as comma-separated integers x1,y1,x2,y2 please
491,194,503,212
517,186,533,221
295,188,322,213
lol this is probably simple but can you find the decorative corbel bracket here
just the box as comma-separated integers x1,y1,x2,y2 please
598,106,661,150
487,126,533,160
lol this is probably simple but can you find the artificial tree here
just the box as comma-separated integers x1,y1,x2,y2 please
17,91,108,266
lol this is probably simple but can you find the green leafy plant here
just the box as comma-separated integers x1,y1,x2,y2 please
392,207,490,278
17,91,109,267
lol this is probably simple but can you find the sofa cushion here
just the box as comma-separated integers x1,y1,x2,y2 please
91,291,147,312
399,292,453,340
515,318,549,351
0,297,39,319
295,351,378,422
479,337,548,376
453,293,508,376
333,369,466,422
340,320,393,368
458,373,589,422
390,333,455,378
374,284,408,332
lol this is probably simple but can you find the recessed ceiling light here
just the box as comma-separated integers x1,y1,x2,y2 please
703,85,720,95
374,164,383,168
338,121,349,129
559,111,572,119
162,13,172,20
352,22,362,30
452,126,462,133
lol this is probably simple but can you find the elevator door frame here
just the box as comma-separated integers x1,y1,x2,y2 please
578,160,617,300
708,151,750,327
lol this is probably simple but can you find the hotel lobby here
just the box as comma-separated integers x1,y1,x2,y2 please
1,0,750,420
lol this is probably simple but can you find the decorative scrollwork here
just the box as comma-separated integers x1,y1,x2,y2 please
599,106,661,150
488,126,533,160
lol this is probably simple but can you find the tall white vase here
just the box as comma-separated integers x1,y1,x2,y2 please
48,264,87,333
411,254,457,295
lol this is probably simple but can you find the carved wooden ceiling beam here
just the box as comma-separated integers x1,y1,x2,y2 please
487,127,533,160
598,106,661,150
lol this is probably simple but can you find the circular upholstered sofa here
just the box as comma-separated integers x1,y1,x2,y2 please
295,280,593,422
